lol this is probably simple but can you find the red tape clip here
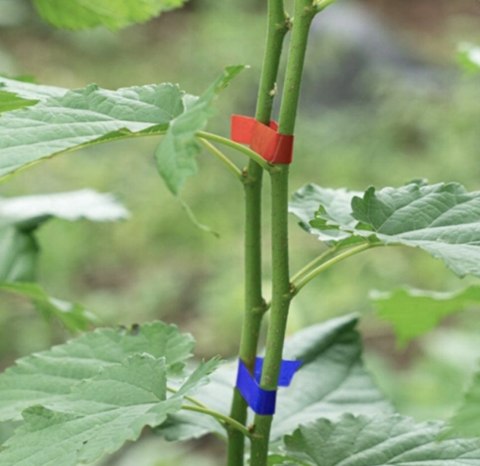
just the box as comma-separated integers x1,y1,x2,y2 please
230,114,294,164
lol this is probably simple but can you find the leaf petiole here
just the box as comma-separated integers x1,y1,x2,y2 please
198,138,243,180
181,404,252,438
197,131,272,172
291,242,374,295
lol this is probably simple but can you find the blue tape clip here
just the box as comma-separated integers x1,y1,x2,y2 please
235,357,301,415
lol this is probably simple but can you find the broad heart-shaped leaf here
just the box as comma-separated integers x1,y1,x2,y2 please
291,181,480,278
371,285,480,345
0,355,219,466
0,282,97,332
0,82,185,178
33,0,189,31
158,315,391,442
0,321,194,422
269,414,480,466
155,65,245,194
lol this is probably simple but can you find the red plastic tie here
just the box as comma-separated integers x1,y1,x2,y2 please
230,114,294,164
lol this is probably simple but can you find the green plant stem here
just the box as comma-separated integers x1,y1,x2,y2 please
291,242,373,294
197,131,271,172
227,1,289,465
290,246,338,284
277,2,315,135
198,138,243,180
250,166,291,465
250,2,316,465
181,405,252,438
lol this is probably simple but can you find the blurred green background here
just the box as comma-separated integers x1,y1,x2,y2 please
0,0,480,464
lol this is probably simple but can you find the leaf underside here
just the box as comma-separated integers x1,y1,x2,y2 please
290,181,480,278
270,414,480,466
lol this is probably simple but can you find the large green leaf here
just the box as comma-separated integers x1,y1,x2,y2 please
33,0,189,30
270,414,480,466
0,282,97,332
0,322,194,422
291,181,480,278
155,65,245,194
0,83,184,178
372,285,480,345
0,355,219,466
159,315,391,442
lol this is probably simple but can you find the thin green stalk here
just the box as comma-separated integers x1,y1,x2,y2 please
250,2,316,465
290,246,337,284
227,1,289,465
198,138,243,180
197,131,271,172
292,242,373,294
181,405,252,438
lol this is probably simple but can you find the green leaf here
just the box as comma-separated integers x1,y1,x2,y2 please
155,65,245,194
291,181,480,278
289,184,360,243
0,189,129,229
458,43,480,73
0,190,129,283
159,315,391,441
271,414,480,466
0,83,185,178
0,323,219,466
371,285,480,345
33,0,189,30
0,282,97,332
0,227,37,282
0,322,194,422
0,91,37,113
447,367,480,438
0,75,65,100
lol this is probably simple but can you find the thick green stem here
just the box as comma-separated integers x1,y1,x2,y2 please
250,2,316,465
278,2,315,135
227,1,288,465
250,166,291,465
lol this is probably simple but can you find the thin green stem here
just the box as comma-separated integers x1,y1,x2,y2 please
167,387,207,409
292,242,373,294
198,138,243,180
227,1,289,465
197,131,271,172
290,246,338,284
181,405,252,439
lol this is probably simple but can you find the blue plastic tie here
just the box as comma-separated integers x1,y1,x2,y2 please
235,357,301,415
